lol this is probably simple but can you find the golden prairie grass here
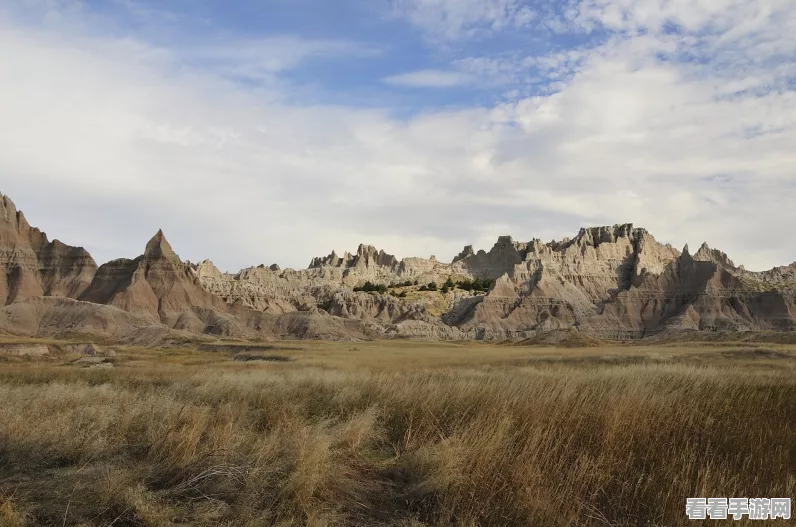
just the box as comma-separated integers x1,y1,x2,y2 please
0,340,794,526
0,494,31,527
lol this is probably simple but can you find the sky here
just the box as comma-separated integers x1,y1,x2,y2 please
0,0,794,272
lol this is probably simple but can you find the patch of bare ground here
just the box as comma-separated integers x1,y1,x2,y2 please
0,339,793,526
511,332,611,348
233,352,294,362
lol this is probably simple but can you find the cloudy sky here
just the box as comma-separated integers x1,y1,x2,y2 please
1,0,794,271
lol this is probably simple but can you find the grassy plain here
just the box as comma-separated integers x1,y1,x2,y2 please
0,338,794,526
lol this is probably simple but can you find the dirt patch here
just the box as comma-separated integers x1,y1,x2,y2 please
233,352,294,363
72,356,115,368
199,343,303,353
513,332,611,348
63,343,115,357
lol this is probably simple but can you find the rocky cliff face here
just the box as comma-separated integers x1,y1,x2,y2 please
449,225,682,339
310,244,400,271
2,191,795,342
79,230,231,329
0,193,97,305
189,222,796,340
584,245,796,337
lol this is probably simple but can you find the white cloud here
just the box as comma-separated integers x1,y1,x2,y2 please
383,68,475,87
0,0,795,273
452,47,591,94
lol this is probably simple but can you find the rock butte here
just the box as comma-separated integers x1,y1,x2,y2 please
1,191,794,343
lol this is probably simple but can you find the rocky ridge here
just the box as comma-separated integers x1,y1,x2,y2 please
1,191,794,342
0,193,97,306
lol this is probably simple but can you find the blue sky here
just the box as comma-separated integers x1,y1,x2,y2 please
63,0,591,111
0,0,794,271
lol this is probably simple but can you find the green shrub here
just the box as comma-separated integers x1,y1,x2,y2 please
455,278,494,292
353,281,387,293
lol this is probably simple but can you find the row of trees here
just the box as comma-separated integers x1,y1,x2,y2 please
354,277,494,295
389,280,417,288
352,281,388,293
446,277,494,292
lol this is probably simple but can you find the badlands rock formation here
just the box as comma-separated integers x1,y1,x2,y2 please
0,193,96,305
1,191,795,342
75,230,378,340
79,230,233,330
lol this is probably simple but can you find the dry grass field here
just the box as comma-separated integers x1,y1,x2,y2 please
0,338,794,526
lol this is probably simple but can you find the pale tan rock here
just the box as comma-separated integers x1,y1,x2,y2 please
0,296,171,344
0,343,50,357
65,342,115,357
188,222,796,340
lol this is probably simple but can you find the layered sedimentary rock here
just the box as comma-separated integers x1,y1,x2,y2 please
0,193,97,305
0,223,376,340
440,226,678,339
0,296,172,343
193,224,795,340
584,245,796,338
79,230,230,327
2,190,795,341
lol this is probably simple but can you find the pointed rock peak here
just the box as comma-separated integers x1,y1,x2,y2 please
0,193,27,230
1,192,17,222
0,193,36,233
693,242,709,255
194,259,223,279
353,244,398,268
693,242,710,259
694,242,735,268
356,244,380,257
487,236,518,254
16,210,30,231
310,248,354,268
144,230,178,261
452,244,475,263
528,238,547,252
682,243,690,256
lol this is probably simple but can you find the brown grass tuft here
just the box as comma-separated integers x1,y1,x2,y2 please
0,494,31,527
